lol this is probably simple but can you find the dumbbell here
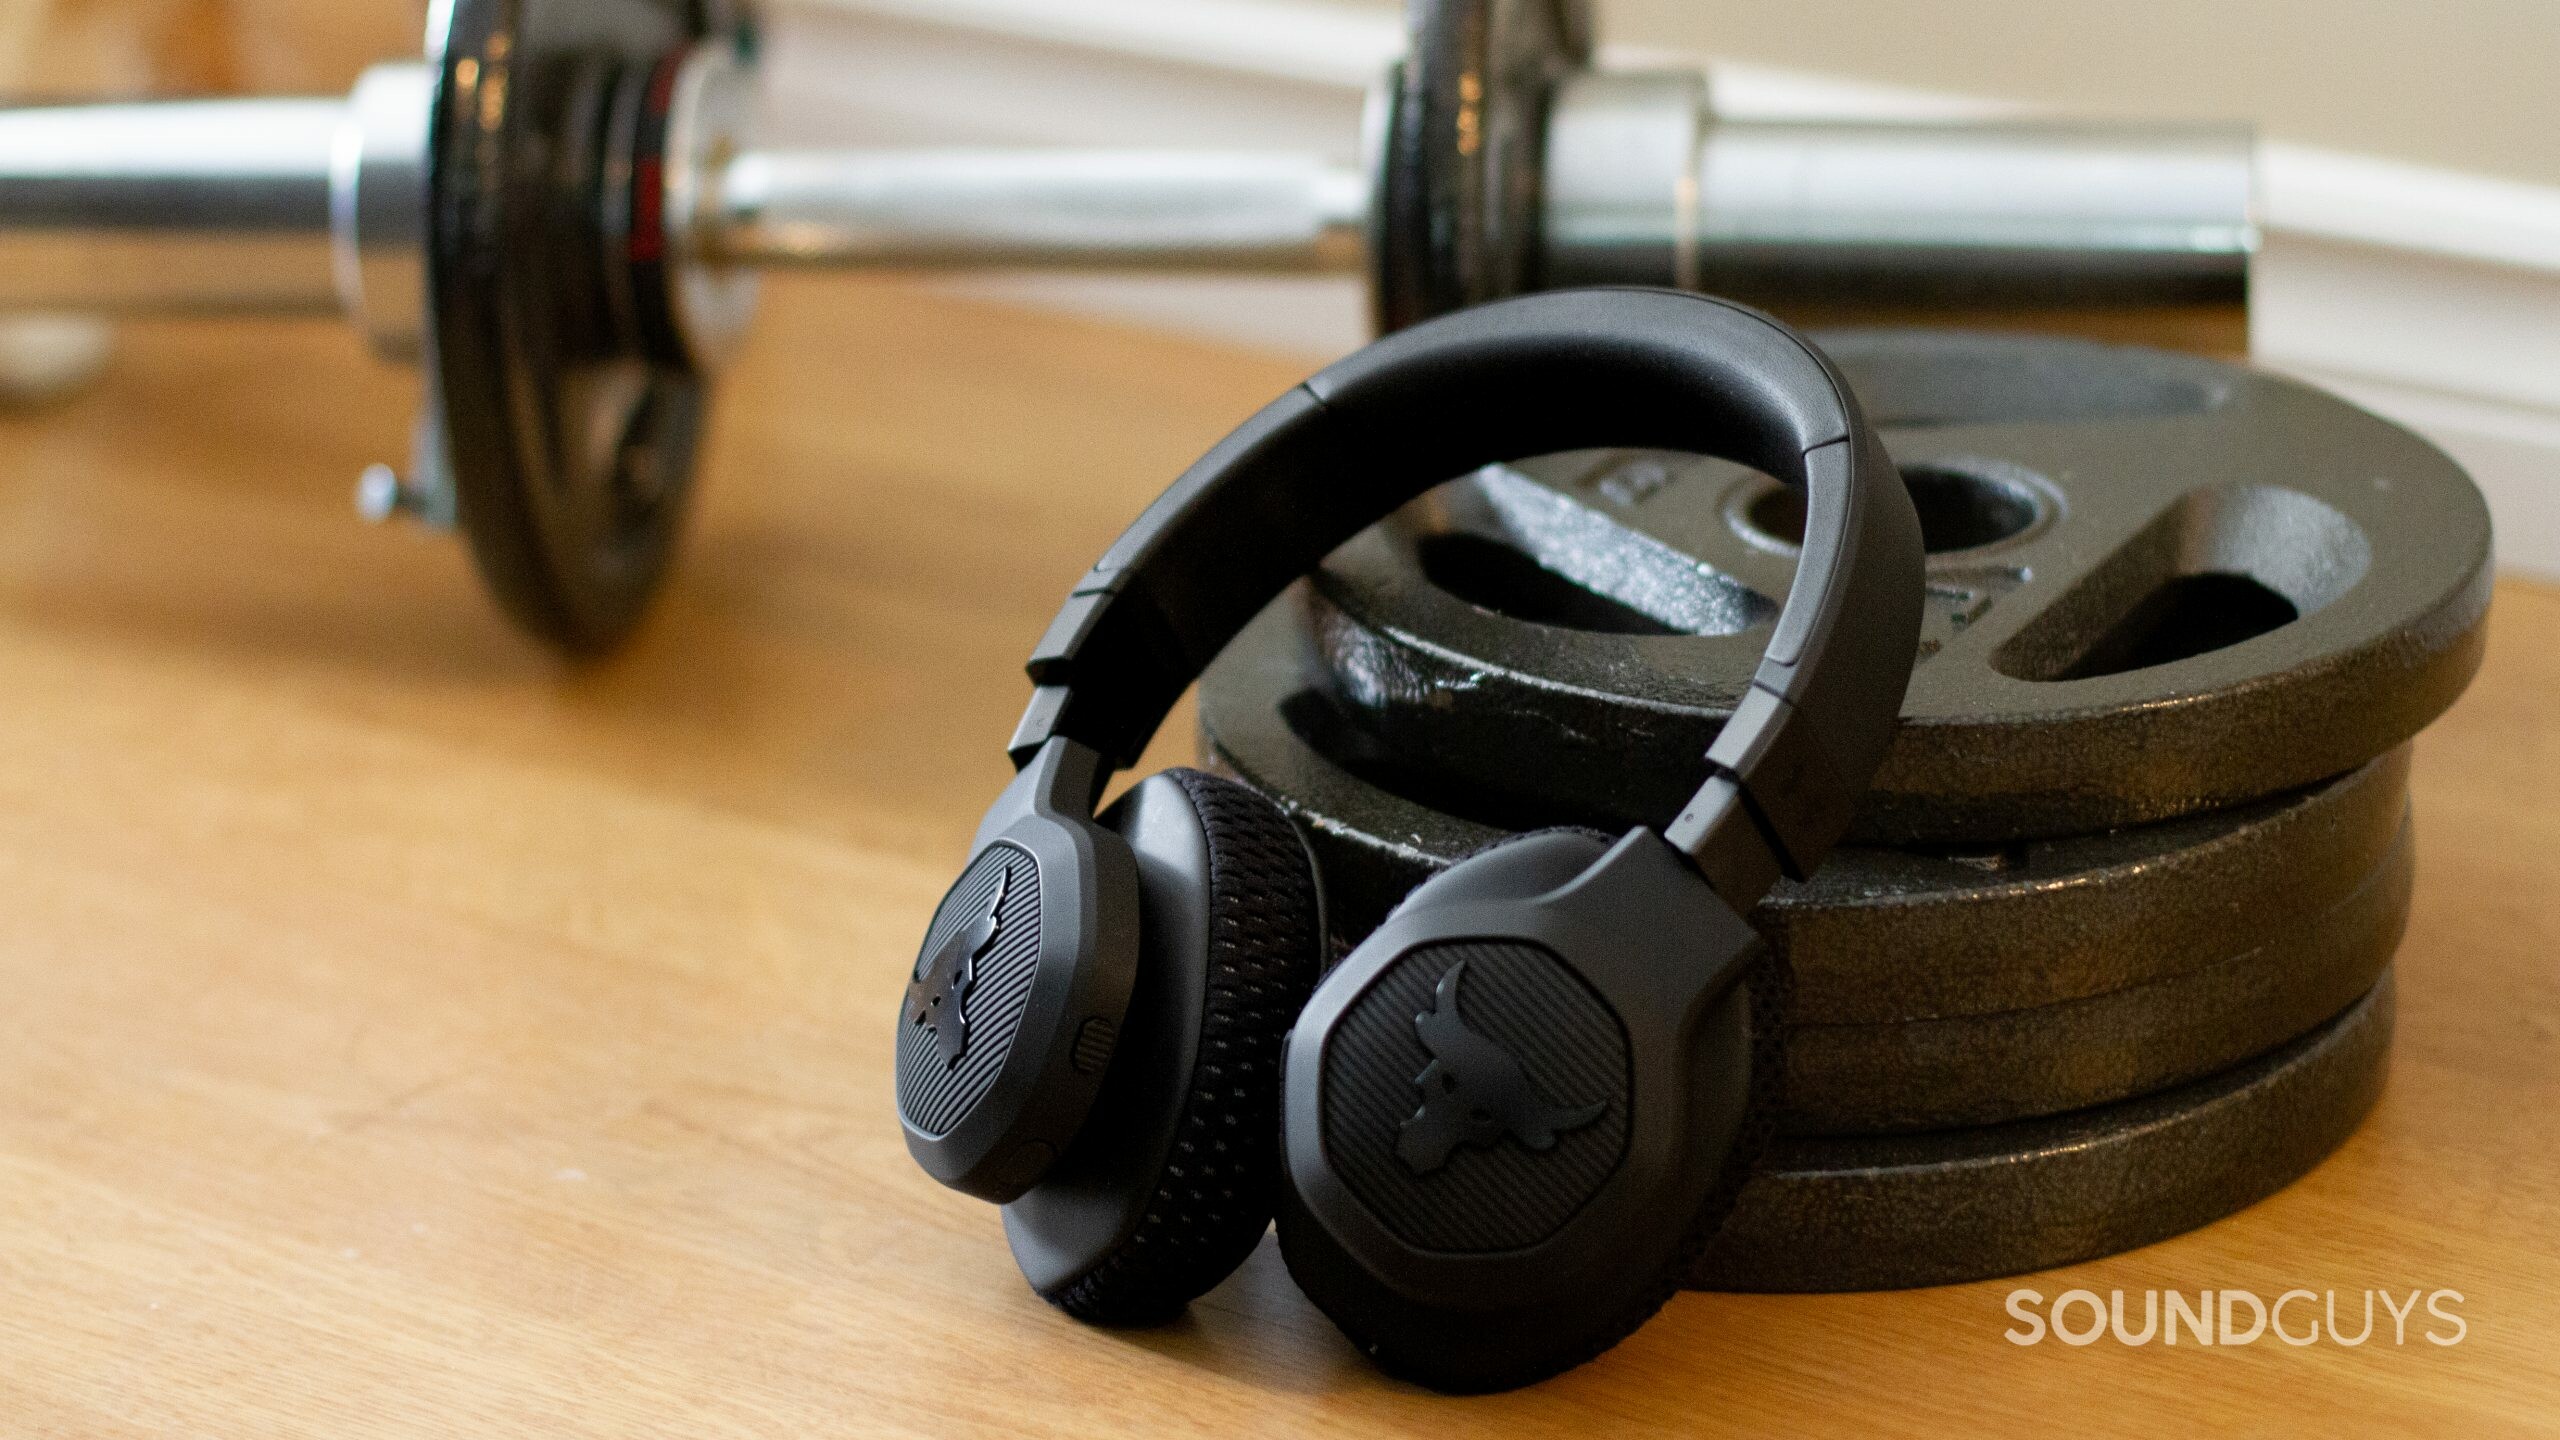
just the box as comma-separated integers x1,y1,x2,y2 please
0,0,2256,653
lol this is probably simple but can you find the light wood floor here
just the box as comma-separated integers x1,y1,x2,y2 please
0,278,2552,1436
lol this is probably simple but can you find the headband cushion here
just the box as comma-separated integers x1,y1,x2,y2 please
1035,771,1321,1323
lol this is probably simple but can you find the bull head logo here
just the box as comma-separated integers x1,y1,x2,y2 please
908,870,1009,1068
1398,958,1607,1174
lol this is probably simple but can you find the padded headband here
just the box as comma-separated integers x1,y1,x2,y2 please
1012,288,1921,907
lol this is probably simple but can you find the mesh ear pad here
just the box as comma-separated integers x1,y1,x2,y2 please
1035,770,1321,1323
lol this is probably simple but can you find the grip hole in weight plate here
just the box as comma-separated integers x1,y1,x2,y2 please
1416,533,1683,636
1405,465,1780,636
1996,484,2371,683
2054,573,2299,680
1740,463,2048,556
1276,687,1579,835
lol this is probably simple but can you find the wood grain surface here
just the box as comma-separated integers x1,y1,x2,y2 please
0,277,2552,1437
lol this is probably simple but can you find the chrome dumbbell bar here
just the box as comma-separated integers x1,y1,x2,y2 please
0,0,2254,653
0,71,2256,319
0,83,1367,316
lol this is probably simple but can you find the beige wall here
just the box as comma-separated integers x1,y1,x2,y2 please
1348,0,2560,187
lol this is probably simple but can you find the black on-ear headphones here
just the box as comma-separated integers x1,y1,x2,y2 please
894,288,1925,1392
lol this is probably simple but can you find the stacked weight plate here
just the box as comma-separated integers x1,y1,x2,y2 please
1198,331,2492,1292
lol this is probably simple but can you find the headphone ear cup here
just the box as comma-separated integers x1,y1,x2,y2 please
1277,986,1783,1391
1392,826,1618,919
1275,830,1789,1393
1499,950,1785,1390
1684,942,1787,1274
1012,769,1322,1324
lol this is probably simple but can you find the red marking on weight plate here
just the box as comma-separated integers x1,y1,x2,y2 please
648,54,680,117
630,157,666,262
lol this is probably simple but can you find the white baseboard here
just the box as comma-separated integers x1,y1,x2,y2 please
769,0,2560,579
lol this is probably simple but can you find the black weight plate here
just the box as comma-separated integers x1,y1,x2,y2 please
1371,0,1592,332
1203,598,2409,1022
1689,972,2394,1293
430,0,724,653
1785,817,2405,1134
1200,602,2411,1133
1302,331,2491,842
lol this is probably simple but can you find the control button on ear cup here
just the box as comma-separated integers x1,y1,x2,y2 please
1069,1017,1120,1075
1005,771,1321,1324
